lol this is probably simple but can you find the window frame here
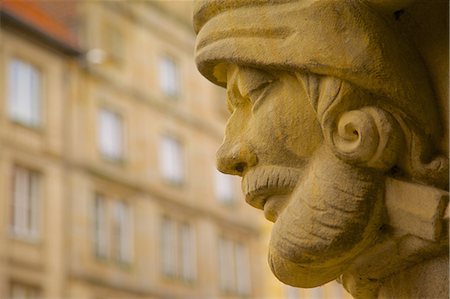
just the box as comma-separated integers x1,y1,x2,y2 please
214,169,236,205
159,135,185,186
217,236,252,296
10,165,41,242
91,193,134,265
158,55,181,99
97,107,126,163
160,215,197,283
112,199,133,264
7,57,43,128
93,193,108,259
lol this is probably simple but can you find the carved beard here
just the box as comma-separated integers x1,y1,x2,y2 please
268,146,385,288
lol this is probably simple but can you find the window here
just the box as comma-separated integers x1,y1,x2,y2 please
8,58,41,127
161,216,177,277
180,223,197,281
159,56,180,98
214,170,236,204
285,285,300,299
218,237,235,292
112,200,133,263
10,166,40,241
159,136,184,185
92,194,133,264
328,281,345,299
309,287,323,299
98,108,124,161
218,237,251,296
10,282,41,299
161,216,197,282
235,243,251,295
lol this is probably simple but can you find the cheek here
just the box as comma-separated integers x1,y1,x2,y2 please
274,95,323,158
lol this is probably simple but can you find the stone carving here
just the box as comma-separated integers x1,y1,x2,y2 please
193,1,448,298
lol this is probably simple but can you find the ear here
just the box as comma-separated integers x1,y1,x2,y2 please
319,83,403,171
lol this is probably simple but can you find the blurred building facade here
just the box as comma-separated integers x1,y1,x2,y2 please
0,1,351,299
0,1,80,299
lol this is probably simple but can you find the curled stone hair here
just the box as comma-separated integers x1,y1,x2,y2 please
296,72,448,190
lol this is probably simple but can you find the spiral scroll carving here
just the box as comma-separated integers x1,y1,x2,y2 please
324,107,402,170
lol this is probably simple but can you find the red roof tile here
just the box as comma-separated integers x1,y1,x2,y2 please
1,0,79,50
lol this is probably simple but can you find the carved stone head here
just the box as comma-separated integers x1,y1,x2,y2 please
194,0,448,290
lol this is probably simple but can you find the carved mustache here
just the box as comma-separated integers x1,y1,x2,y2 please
242,165,301,209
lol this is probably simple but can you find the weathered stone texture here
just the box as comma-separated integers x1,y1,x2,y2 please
194,1,449,298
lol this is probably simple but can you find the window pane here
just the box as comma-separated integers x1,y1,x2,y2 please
12,166,28,236
215,170,235,203
161,217,177,277
98,108,124,160
235,243,251,296
30,65,41,125
29,171,40,238
180,223,197,281
159,56,179,97
218,238,234,292
159,136,184,184
93,195,108,258
113,200,132,263
11,166,40,240
310,287,323,299
8,59,41,126
329,281,345,299
285,285,300,299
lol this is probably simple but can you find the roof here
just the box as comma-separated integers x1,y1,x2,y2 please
0,0,82,55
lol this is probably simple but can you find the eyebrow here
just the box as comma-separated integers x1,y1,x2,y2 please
225,66,275,110
237,68,274,98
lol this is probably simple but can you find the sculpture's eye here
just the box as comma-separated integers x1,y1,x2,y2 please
237,68,275,110
247,81,272,109
226,66,276,114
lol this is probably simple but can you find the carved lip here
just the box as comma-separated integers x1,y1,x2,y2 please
242,166,301,211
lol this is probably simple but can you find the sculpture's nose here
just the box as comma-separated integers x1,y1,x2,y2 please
216,141,258,176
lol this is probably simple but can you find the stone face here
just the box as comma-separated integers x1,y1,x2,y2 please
193,0,449,298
